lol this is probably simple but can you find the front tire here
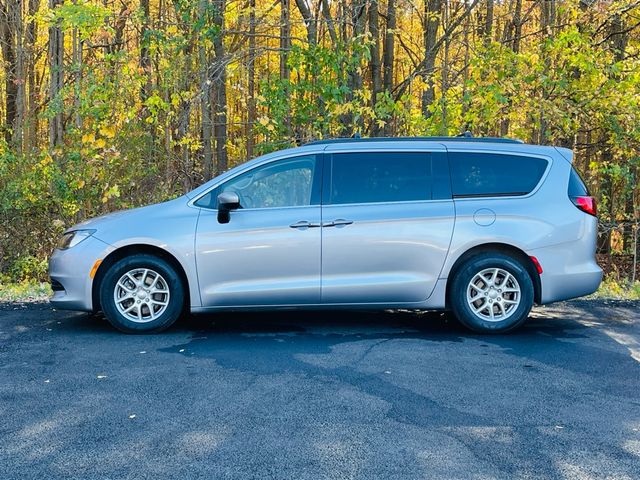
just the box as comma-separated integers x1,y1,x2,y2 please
449,253,534,334
99,254,185,333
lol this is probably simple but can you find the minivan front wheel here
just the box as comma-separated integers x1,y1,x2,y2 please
99,254,185,333
450,253,534,333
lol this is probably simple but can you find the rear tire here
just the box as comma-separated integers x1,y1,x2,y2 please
99,254,185,333
449,253,534,334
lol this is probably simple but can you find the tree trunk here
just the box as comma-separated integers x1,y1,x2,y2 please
14,0,25,150
499,0,521,137
48,0,64,150
280,0,291,138
607,12,631,250
72,2,82,131
512,0,522,53
25,0,39,151
368,0,381,135
140,0,152,101
0,0,18,143
294,0,317,46
212,0,227,174
421,0,441,119
440,0,449,135
382,0,395,93
381,0,395,134
199,0,213,179
484,0,494,46
538,0,555,144
246,0,256,159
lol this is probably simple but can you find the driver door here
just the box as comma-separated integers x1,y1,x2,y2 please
195,155,323,307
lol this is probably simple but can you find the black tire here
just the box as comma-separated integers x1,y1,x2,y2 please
99,254,185,333
449,253,534,334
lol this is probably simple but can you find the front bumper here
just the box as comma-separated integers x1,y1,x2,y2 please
48,235,114,311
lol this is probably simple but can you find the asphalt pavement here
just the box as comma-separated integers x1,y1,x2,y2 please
0,300,639,479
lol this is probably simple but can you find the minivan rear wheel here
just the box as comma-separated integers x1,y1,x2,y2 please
99,254,185,333
450,253,534,333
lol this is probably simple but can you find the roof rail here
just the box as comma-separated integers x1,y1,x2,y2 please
305,136,524,146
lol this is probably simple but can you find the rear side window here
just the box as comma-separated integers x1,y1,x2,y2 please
449,152,548,197
329,152,431,204
568,166,589,197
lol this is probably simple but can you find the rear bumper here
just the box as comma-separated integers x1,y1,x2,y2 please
530,244,602,304
539,265,602,304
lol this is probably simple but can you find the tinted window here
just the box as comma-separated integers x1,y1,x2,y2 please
195,156,317,209
568,166,589,197
450,152,548,197
329,152,431,204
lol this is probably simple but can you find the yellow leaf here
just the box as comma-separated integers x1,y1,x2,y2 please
82,133,95,144
95,138,106,149
100,125,116,138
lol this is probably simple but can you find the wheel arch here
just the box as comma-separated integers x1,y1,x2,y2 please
445,242,542,308
91,244,191,313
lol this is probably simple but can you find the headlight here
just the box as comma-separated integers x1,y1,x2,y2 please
56,229,96,250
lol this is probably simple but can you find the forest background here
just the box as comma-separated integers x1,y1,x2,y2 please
1,0,640,292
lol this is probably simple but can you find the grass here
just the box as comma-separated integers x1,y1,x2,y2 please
0,276,639,304
588,276,640,300
0,281,52,303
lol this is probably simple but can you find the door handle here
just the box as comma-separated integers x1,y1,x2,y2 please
289,220,321,229
324,219,354,227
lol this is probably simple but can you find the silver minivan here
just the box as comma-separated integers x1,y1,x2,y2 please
48,137,602,333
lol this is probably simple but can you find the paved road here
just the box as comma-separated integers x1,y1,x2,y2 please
0,300,639,479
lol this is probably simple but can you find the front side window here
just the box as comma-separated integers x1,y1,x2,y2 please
449,152,548,197
195,155,317,209
328,152,431,205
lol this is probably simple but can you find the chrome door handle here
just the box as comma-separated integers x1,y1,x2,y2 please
289,220,321,229
324,219,354,227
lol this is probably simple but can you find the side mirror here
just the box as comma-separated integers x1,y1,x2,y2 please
217,191,240,224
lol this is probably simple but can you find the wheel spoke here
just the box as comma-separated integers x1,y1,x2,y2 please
473,302,487,314
469,293,483,302
120,303,134,313
118,279,135,292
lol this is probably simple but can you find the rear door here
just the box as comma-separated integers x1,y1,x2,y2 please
320,146,455,304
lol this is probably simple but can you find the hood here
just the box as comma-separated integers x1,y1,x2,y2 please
64,196,190,235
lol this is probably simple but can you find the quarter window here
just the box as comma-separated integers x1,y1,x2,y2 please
328,152,431,205
195,156,317,209
568,166,589,197
449,152,548,197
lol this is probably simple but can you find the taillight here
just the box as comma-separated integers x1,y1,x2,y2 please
571,196,597,216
